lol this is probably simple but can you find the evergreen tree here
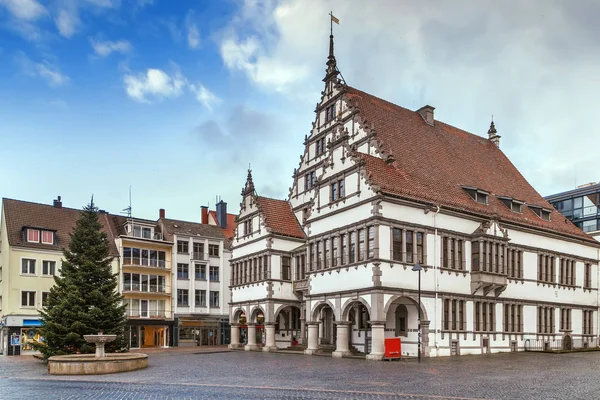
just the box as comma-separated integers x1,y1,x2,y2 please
35,198,127,359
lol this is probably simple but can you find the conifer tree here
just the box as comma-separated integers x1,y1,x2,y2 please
35,198,127,358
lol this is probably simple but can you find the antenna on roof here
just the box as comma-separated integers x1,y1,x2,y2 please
121,185,132,219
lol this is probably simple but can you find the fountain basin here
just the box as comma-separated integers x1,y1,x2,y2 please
48,353,148,375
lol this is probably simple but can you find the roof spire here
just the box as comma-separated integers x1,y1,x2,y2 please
488,117,500,148
242,166,255,197
324,12,340,83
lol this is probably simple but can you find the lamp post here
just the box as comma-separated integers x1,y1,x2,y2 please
412,263,422,363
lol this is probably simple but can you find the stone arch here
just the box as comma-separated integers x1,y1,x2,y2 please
274,303,302,320
311,299,336,321
249,305,266,323
384,294,429,322
340,297,372,321
232,308,246,323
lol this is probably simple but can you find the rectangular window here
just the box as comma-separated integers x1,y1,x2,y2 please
282,256,291,280
324,240,330,269
305,174,311,190
368,227,375,259
474,301,495,332
41,231,53,244
358,229,365,262
42,260,56,276
332,237,339,267
538,254,555,284
316,137,326,156
405,231,413,263
349,233,356,263
195,290,206,307
21,291,35,307
392,228,402,261
177,240,189,254
195,264,206,280
210,291,219,307
209,244,219,257
341,234,347,265
331,182,338,201
443,299,465,331
416,232,424,264
42,292,50,307
209,266,219,281
253,259,258,281
503,304,523,333
316,241,322,269
585,263,592,288
326,104,336,122
339,179,345,198
21,259,36,275
27,229,39,243
177,289,189,306
560,308,571,331
264,255,269,279
583,310,594,335
537,306,555,333
177,263,189,279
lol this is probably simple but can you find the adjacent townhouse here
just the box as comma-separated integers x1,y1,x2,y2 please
546,183,600,241
0,197,120,355
228,33,600,359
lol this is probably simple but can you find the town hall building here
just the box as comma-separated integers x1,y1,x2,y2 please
227,33,600,359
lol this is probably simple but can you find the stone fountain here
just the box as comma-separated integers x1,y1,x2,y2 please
83,332,117,358
47,331,148,375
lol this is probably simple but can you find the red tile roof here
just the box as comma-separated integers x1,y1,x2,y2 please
345,86,595,243
208,210,237,240
255,196,305,239
2,198,120,255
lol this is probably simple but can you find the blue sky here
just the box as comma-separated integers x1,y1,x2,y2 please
1,0,600,222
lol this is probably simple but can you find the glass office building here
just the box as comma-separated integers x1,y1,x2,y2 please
545,182,600,233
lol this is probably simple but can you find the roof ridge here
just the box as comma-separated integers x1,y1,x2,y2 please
2,197,83,213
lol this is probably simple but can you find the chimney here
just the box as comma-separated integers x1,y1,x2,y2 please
417,105,435,126
201,206,209,224
53,196,62,209
159,208,165,219
216,200,227,228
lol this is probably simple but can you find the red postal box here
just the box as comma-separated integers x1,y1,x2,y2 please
384,337,401,359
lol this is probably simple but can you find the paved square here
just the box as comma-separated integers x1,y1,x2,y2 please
1,350,599,399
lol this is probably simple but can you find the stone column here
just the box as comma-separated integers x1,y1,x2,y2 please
421,320,431,357
229,323,240,349
299,317,306,345
366,321,385,361
304,323,319,355
263,323,277,352
245,324,258,351
332,322,351,358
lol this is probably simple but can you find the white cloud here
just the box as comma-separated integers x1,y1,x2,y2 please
191,83,219,111
91,39,131,57
55,9,78,38
124,68,186,103
85,0,119,8
17,53,69,87
0,0,46,20
185,11,200,49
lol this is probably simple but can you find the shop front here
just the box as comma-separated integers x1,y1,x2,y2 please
1,315,44,356
125,319,174,349
177,317,231,347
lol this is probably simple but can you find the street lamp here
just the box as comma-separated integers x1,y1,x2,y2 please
411,263,422,363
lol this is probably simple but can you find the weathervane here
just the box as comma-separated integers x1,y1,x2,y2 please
329,11,339,35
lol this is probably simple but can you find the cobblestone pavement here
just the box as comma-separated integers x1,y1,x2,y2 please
1,350,600,399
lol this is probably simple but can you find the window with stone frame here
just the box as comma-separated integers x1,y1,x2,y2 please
332,237,338,267
316,241,322,269
258,257,263,279
471,240,507,274
559,258,576,286
263,255,269,279
443,298,465,331
195,290,206,307
21,291,35,307
367,226,376,259
441,236,464,270
584,263,592,289
325,104,336,122
358,229,365,261
560,308,571,331
209,244,219,257
507,249,522,279
308,243,314,271
324,239,330,268
177,263,189,279
474,301,495,332
341,234,347,265
537,306,555,334
177,289,189,306
21,258,36,275
253,259,258,282
503,303,523,333
392,228,425,265
583,310,594,335
538,254,556,283
281,256,291,281
315,137,326,156
349,232,356,263
209,266,219,281
209,291,219,307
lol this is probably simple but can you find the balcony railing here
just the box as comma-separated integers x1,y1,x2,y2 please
127,229,164,241
125,309,172,319
192,252,205,260
122,257,169,269
123,283,170,294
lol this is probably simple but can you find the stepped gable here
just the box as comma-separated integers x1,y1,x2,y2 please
344,86,594,242
255,196,305,239
2,198,120,255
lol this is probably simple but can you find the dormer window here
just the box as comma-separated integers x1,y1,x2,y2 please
27,229,39,243
528,205,552,221
41,231,54,244
463,187,488,205
497,196,523,213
